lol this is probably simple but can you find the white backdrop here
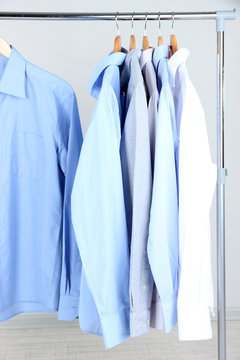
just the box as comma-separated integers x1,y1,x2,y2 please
0,0,239,313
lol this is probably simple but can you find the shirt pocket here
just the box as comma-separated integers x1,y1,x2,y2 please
11,131,44,180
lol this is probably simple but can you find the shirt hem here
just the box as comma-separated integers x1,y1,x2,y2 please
80,327,103,337
0,301,57,322
57,295,79,321
150,298,164,330
177,305,213,340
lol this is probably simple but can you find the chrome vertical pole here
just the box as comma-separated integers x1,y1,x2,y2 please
217,26,226,360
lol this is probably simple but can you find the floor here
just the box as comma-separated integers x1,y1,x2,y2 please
0,317,239,360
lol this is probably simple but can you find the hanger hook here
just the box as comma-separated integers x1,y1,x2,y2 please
158,12,161,34
171,12,175,34
144,12,148,36
131,12,134,35
115,12,120,36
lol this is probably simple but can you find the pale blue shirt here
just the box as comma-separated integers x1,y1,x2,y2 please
147,45,179,333
120,49,153,337
0,46,83,321
71,52,130,349
140,48,164,330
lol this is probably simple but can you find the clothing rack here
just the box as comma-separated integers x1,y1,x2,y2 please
0,9,236,360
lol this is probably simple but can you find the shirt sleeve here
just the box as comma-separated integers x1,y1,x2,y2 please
71,88,130,349
56,89,83,320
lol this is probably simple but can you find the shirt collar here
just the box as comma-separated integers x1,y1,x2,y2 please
140,48,153,70
125,49,142,67
121,49,141,91
124,48,141,69
153,45,169,70
168,48,189,86
0,45,26,99
87,50,127,99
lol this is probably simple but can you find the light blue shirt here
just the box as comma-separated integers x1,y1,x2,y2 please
71,52,130,349
147,45,179,333
140,48,164,330
0,46,83,321
120,49,153,337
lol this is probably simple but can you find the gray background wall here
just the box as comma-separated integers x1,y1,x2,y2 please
0,0,239,318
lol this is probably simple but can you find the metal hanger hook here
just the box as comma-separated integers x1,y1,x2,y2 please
158,12,161,34
171,11,175,34
115,12,120,36
131,12,134,35
144,12,148,36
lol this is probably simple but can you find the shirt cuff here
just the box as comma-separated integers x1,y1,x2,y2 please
130,310,150,337
177,306,213,340
161,296,178,333
57,295,79,321
100,308,130,349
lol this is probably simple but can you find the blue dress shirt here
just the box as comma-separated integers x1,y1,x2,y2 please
147,45,179,333
0,46,83,321
71,52,130,349
120,49,153,337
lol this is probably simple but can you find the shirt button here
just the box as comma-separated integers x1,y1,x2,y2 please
146,320,150,325
143,284,147,290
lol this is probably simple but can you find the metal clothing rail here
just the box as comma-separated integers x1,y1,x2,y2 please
0,9,236,360
0,10,236,21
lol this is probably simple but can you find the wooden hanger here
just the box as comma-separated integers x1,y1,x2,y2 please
170,12,178,56
129,13,136,51
157,13,163,46
142,13,149,50
114,13,121,53
0,37,11,58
